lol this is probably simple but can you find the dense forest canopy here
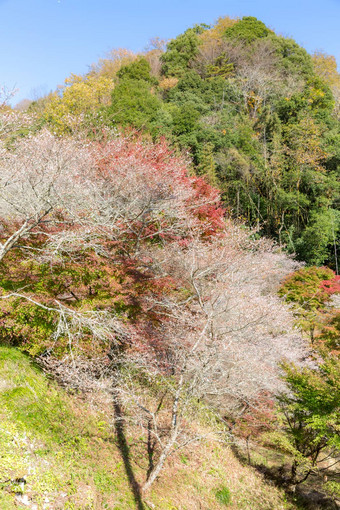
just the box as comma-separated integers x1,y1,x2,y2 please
28,15,340,269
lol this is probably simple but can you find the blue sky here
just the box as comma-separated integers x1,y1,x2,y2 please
1,0,340,104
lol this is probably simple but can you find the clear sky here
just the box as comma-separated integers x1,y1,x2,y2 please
1,0,340,104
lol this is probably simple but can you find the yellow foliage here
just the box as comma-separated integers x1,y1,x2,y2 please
312,52,340,117
312,52,340,89
288,117,326,171
89,48,137,78
200,16,237,43
64,73,84,86
197,17,237,70
159,77,179,90
43,74,114,134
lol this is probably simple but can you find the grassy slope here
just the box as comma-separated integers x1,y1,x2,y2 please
0,346,296,510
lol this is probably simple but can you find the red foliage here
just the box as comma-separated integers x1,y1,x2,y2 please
188,177,225,236
90,135,225,239
225,392,276,440
320,275,340,295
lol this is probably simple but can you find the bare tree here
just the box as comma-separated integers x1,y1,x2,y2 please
0,85,18,108
109,229,306,491
89,48,137,78
0,130,221,355
0,129,93,263
13,99,33,112
0,130,308,494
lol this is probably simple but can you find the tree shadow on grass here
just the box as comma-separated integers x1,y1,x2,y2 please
113,399,145,510
232,443,338,510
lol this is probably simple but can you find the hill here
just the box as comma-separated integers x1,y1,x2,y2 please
29,16,340,269
0,346,295,510
1,14,339,510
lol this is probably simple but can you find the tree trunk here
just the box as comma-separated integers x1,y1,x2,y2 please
291,459,298,485
142,376,182,492
142,433,178,492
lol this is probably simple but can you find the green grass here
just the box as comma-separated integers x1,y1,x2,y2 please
0,346,133,509
0,346,300,509
215,486,232,506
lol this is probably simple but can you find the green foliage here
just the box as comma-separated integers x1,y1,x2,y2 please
278,355,340,483
161,27,202,77
282,357,340,438
171,102,200,136
296,208,340,266
215,486,232,505
279,266,336,342
324,481,340,499
32,15,340,265
317,310,340,351
206,53,234,79
277,77,334,122
117,57,157,84
153,20,339,264
224,16,271,43
108,78,163,131
272,36,314,78
279,266,335,308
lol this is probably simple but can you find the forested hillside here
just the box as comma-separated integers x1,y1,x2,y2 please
0,14,339,510
29,15,340,269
